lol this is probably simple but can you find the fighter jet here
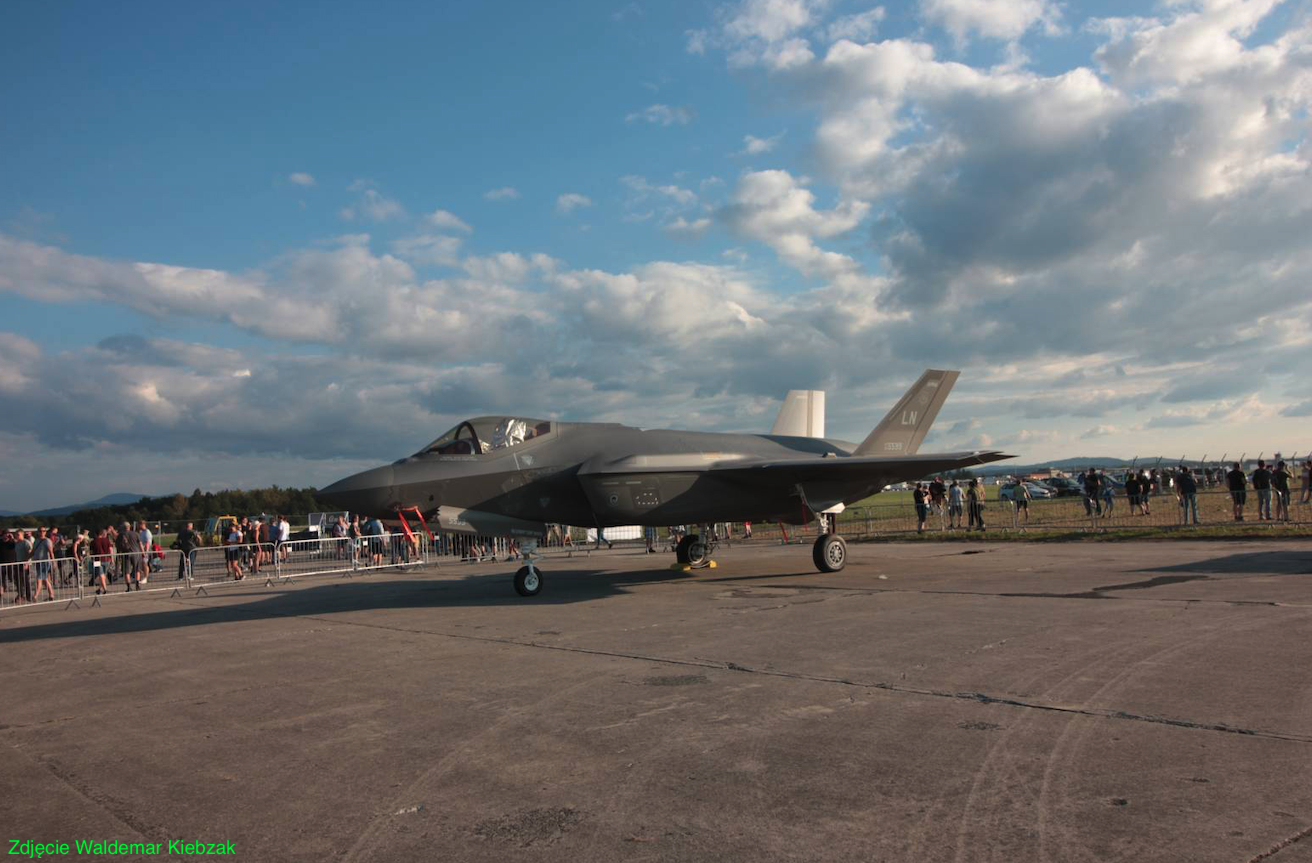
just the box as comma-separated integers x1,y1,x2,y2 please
319,369,1012,596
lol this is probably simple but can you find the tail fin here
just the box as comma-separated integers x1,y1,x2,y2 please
771,390,825,437
854,370,959,456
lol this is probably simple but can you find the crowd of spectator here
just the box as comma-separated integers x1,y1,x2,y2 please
3,460,1310,606
0,520,174,603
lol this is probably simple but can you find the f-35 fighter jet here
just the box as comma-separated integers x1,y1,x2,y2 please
319,370,1011,596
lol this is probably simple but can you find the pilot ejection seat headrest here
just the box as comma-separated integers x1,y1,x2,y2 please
491,418,528,450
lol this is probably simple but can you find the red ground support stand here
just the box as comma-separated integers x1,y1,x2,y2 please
395,506,438,554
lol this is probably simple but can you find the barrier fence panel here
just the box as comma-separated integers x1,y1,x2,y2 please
353,532,428,573
188,542,279,585
275,536,357,580
1,554,84,609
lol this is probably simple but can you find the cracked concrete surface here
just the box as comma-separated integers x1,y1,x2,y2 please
2,540,1310,861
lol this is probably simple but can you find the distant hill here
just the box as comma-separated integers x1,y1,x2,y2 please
977,456,1221,477
26,493,153,517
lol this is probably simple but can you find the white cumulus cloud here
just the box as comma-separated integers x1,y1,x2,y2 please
556,193,594,214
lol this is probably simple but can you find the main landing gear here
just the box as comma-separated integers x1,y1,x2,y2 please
675,525,717,568
812,513,847,573
513,540,543,597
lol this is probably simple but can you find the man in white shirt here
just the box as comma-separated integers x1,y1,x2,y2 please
277,515,291,562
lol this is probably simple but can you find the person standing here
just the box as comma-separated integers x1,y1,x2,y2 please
1272,460,1292,521
1226,462,1248,521
277,515,291,562
115,522,136,590
913,483,929,533
173,521,200,580
1251,460,1272,521
928,476,946,518
1176,467,1200,525
30,527,56,602
138,521,153,560
1100,470,1115,516
1300,460,1311,504
366,515,385,566
948,480,964,529
225,521,245,580
966,479,985,531
1082,468,1102,517
71,529,88,586
345,514,360,562
1012,481,1031,525
89,528,112,594
1125,472,1141,515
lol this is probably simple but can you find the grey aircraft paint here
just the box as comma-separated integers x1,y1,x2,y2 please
320,370,1012,556
319,371,1011,593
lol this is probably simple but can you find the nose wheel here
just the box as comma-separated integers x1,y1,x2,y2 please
512,540,543,596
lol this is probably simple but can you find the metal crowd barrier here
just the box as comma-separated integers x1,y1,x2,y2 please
0,534,431,614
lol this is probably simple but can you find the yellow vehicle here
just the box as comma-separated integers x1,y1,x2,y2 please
201,515,239,546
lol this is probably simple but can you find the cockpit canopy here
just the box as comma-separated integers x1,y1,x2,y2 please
417,417,552,456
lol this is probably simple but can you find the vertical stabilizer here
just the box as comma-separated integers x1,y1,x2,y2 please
854,370,959,456
771,390,825,437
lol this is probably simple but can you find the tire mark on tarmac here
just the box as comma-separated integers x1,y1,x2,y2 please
163,597,1312,746
338,676,599,863
6,743,161,842
700,578,1296,608
1031,607,1275,863
1244,825,1312,862
946,603,1225,863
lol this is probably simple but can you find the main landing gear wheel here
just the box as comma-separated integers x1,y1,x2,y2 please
514,565,542,597
813,533,847,573
674,533,710,567
675,534,695,564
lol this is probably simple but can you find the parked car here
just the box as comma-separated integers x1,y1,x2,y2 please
999,481,1056,501
1034,477,1084,497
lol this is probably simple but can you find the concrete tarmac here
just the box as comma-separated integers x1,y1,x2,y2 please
2,540,1310,862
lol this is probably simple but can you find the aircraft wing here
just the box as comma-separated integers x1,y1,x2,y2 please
706,450,1014,485
582,450,1012,483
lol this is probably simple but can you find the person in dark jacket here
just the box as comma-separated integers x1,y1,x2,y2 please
1176,467,1200,525
1226,462,1248,521
173,522,200,580
1251,460,1272,521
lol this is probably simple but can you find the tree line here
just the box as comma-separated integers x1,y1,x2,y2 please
1,487,329,532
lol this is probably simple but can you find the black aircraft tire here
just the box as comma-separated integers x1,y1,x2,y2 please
685,535,708,567
514,565,542,597
813,534,847,573
675,534,696,564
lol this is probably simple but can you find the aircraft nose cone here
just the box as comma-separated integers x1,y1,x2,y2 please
319,465,397,516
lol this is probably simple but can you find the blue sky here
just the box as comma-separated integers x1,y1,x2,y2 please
2,0,1311,510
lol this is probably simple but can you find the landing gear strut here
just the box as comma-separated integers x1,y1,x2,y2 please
513,540,543,596
812,512,847,573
